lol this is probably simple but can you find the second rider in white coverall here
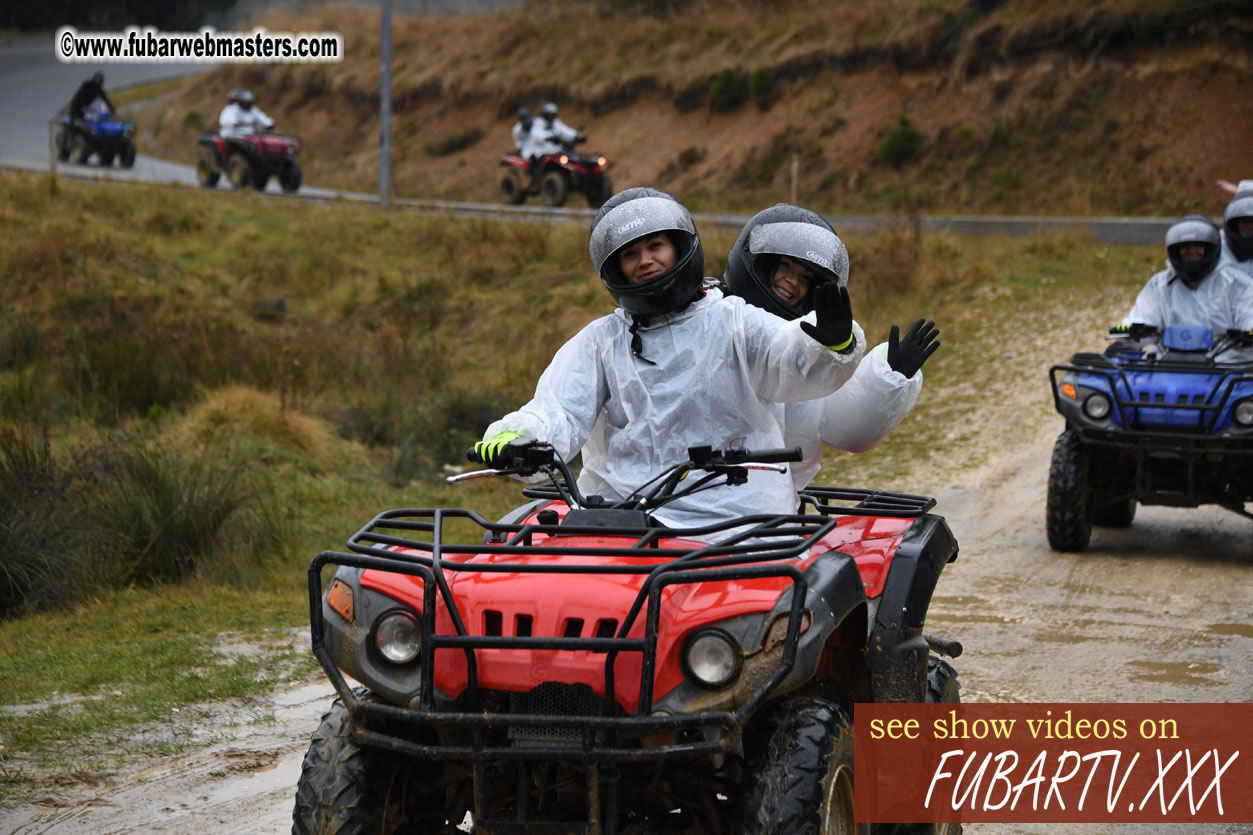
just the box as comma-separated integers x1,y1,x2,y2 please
722,204,939,493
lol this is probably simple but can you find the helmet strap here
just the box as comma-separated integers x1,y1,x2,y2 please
628,315,655,365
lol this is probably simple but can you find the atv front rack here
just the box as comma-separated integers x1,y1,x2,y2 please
1051,356,1253,439
309,507,838,764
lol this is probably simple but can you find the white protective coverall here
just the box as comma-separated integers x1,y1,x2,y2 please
1123,265,1253,333
218,103,274,140
512,120,534,157
783,341,922,493
529,117,579,157
484,288,866,529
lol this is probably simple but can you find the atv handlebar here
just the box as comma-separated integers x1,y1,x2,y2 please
458,443,802,515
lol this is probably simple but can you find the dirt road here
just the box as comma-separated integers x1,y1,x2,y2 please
2,419,1249,835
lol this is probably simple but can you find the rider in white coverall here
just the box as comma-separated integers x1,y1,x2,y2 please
218,89,274,140
475,187,866,529
1122,215,1253,334
722,204,939,492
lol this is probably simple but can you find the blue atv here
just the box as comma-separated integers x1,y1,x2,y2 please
55,107,137,168
1046,323,1253,551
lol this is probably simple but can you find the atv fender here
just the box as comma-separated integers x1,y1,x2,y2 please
867,514,959,702
649,550,868,717
319,564,427,707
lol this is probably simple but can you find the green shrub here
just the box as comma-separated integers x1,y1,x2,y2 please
748,67,774,111
92,443,282,584
0,425,118,617
709,69,747,113
879,115,925,169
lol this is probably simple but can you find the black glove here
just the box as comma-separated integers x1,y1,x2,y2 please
1110,323,1155,340
800,283,855,352
888,318,941,379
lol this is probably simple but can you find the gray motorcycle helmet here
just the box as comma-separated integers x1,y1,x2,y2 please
1223,191,1253,262
539,101,558,122
589,187,704,318
723,203,848,320
516,106,533,130
1165,214,1221,288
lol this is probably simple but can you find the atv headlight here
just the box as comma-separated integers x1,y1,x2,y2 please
1082,392,1111,420
597,156,607,167
1235,399,1253,427
682,628,740,689
559,154,569,165
374,610,422,664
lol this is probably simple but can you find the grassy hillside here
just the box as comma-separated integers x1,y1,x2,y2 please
131,0,1252,216
0,171,1161,798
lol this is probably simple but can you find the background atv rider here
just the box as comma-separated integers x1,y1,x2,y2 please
475,186,864,531
1116,214,1253,350
511,105,536,176
722,203,941,493
68,71,114,128
218,88,274,140
1220,187,1253,281
523,100,581,184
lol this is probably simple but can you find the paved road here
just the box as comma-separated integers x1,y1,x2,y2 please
0,37,346,198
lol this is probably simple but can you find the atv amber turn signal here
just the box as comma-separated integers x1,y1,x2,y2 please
327,579,354,624
1060,382,1077,400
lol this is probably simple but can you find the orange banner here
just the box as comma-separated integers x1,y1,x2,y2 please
854,703,1253,824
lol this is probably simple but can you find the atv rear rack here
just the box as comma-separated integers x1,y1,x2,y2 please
308,507,838,763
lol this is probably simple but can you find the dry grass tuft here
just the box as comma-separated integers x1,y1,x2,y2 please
166,386,337,466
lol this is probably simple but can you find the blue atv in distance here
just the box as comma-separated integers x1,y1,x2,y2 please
55,106,137,168
1046,323,1253,551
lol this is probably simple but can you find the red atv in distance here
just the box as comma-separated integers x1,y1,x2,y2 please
196,130,303,193
293,442,963,834
499,135,613,208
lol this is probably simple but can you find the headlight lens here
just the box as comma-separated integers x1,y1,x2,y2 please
374,610,422,664
597,156,607,167
559,154,569,165
682,629,740,689
1083,392,1111,420
1235,399,1253,427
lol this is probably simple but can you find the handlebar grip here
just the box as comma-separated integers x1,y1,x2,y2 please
747,447,803,464
466,446,484,464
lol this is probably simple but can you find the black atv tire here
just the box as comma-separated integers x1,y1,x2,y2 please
540,170,569,207
279,160,302,193
292,692,468,835
1093,497,1135,528
739,696,864,835
119,141,136,169
926,655,961,704
227,153,253,189
1046,429,1092,552
586,174,613,208
72,134,92,165
499,168,526,204
253,172,271,191
196,150,220,188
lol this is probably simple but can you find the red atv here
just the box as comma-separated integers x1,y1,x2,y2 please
294,443,963,834
499,136,612,208
196,130,303,193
